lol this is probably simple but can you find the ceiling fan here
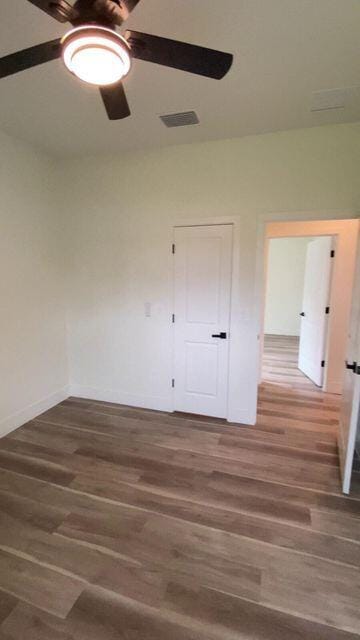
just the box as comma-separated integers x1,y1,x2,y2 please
0,0,233,120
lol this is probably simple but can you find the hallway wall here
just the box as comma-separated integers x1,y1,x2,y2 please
264,237,310,336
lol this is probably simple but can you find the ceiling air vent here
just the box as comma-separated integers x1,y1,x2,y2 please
310,88,347,112
160,111,200,128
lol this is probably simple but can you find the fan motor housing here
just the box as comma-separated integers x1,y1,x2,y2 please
72,0,124,27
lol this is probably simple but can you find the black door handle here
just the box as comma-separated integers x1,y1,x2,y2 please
212,332,227,339
300,312,305,317
345,361,357,372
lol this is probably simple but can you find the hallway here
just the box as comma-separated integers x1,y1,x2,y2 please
262,334,321,391
260,333,343,471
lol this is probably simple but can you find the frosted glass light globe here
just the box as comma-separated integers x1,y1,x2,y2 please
62,26,131,86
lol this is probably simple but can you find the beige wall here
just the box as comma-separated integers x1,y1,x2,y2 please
1,121,359,433
60,122,360,424
0,130,68,435
265,219,360,394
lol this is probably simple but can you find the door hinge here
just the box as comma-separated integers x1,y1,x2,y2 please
325,306,330,315
172,379,175,388
330,249,335,258
321,360,325,368
172,314,175,324
172,243,175,254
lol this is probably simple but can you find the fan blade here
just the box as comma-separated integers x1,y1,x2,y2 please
0,39,61,79
26,0,76,22
126,31,233,79
100,82,131,120
119,0,142,19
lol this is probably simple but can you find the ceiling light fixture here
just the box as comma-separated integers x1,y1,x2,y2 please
61,25,131,86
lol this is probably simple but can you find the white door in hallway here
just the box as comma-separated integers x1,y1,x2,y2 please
339,232,360,494
298,237,333,387
173,224,233,418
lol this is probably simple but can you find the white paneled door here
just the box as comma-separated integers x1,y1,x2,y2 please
339,231,360,494
173,225,233,418
298,237,333,387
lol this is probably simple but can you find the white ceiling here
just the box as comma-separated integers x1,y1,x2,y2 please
1,0,360,157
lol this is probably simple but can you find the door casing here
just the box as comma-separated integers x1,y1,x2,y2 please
258,217,359,398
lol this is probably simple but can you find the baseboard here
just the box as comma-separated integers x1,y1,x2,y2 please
69,384,173,413
324,380,343,395
69,385,254,425
0,386,70,439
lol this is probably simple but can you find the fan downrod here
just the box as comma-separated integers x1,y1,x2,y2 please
72,0,125,27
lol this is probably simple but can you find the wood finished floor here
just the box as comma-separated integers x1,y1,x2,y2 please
0,335,359,638
262,333,320,391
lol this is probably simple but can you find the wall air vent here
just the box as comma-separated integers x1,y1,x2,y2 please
160,111,200,128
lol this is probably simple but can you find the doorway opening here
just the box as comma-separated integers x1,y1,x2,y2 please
259,219,358,398
257,218,360,493
262,235,334,392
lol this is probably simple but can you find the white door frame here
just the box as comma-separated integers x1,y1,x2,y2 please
255,210,359,408
171,217,240,419
263,232,336,391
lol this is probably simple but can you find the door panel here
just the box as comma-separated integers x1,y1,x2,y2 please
174,225,233,418
339,231,360,494
186,237,221,324
298,237,333,386
185,342,218,396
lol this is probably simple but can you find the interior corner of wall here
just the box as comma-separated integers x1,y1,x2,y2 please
0,386,70,439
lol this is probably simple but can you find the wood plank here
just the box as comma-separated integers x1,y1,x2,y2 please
0,489,68,533
0,591,17,625
165,582,360,640
0,449,75,486
0,549,83,618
